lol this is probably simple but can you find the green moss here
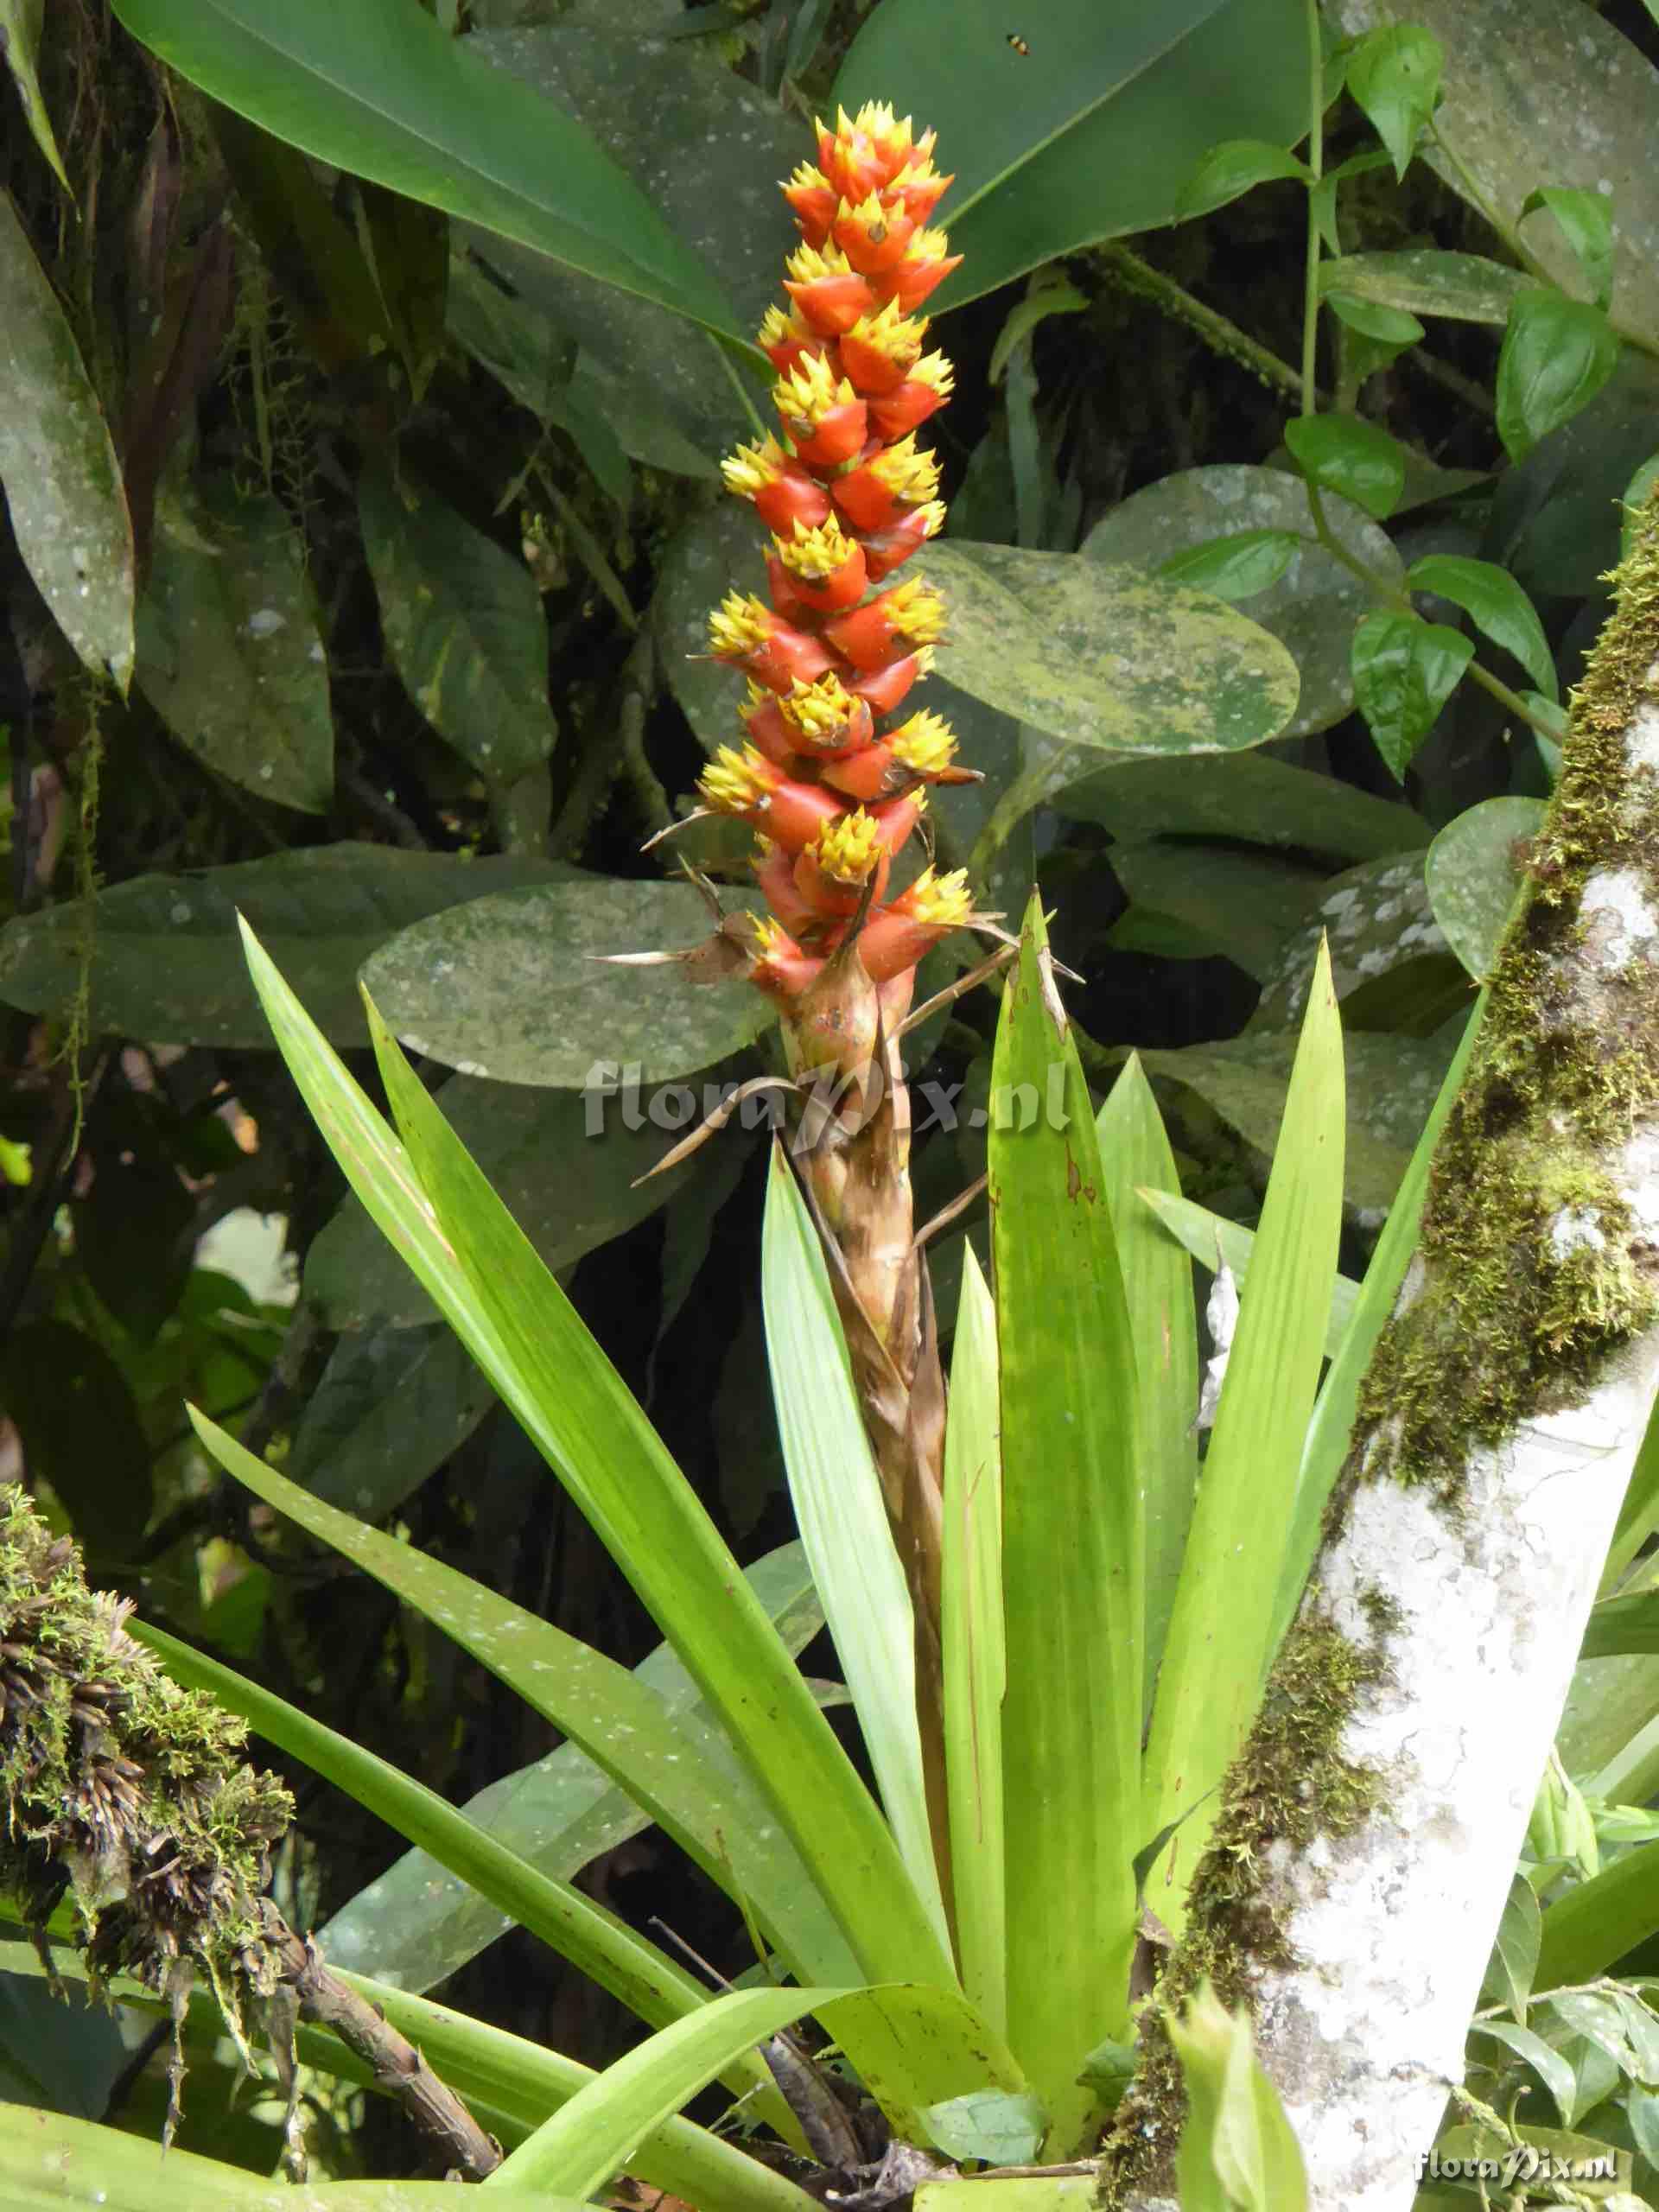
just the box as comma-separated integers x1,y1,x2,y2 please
0,1487,291,2028
1101,1608,1389,2202
1102,493,1659,2205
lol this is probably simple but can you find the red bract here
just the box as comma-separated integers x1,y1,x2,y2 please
690,105,978,1003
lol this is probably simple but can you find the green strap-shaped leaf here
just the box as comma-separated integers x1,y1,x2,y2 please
110,0,744,344
1097,1058,1199,1707
760,1148,947,1943
133,1607,791,2133
988,893,1141,2147
1143,938,1344,1934
234,919,946,1989
941,1245,1007,2038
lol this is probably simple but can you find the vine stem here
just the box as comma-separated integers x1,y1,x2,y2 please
1300,0,1324,416
1300,489,1562,746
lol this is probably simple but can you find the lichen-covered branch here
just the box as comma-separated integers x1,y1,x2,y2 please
1105,488,1659,2210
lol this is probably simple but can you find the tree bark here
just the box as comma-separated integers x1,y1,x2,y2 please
1107,495,1659,2211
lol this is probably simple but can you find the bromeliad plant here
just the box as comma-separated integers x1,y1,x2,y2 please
0,103,1452,2212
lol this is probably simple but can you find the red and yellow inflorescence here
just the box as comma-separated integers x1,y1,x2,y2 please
701,104,976,1013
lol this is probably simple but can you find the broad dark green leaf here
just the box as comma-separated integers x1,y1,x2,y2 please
360,876,775,1085
109,0,741,342
0,194,134,690
359,461,557,787
1055,749,1427,862
1283,413,1407,521
916,541,1299,757
1521,185,1615,309
1406,555,1556,699
1351,612,1474,780
1497,292,1621,462
1177,139,1309,221
288,1322,495,1516
989,894,1141,2144
1344,23,1443,180
1322,291,1423,349
1425,797,1545,982
71,1146,194,1343
1249,852,1456,1035
654,499,770,753
1318,248,1527,326
306,1069,709,1329
135,481,332,811
1468,2019,1573,2129
836,0,1306,310
1109,841,1325,984
0,1321,151,1553
0,846,575,1048
1084,463,1402,736
1327,0,1659,354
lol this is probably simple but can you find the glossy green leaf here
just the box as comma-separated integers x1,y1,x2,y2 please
1,0,68,188
1407,555,1556,699
1602,1397,1659,1595
1156,530,1300,600
1283,413,1407,521
760,1147,946,1942
1351,611,1473,780
1144,940,1343,1930
359,461,557,787
941,1244,1006,2037
1096,1059,1198,1706
1468,2018,1574,2130
1344,22,1443,180
360,875,775,1086
1521,185,1615,309
1480,1872,1542,2016
135,481,332,811
0,194,134,690
915,541,1300,757
1249,852,1456,1034
836,0,1307,311
1109,841,1325,984
988,894,1140,2145
1177,138,1310,221
0,847,574,1050
1135,1186,1357,1361
1085,465,1406,740
915,2183,1096,2212
109,0,742,343
1317,247,1527,326
1497,293,1621,463
321,1545,849,1997
1269,994,1484,1649
1168,1985,1308,2212
1055,747,1426,861
136,1604,772,2073
1425,797,1545,982
487,1986,835,2197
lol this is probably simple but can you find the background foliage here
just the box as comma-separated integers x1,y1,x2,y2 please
10,0,1659,2198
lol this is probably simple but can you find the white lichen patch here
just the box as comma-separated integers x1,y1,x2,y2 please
1626,700,1659,773
1549,1204,1606,1258
1577,866,1659,968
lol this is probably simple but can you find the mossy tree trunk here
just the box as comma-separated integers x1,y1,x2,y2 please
1108,493,1659,2211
